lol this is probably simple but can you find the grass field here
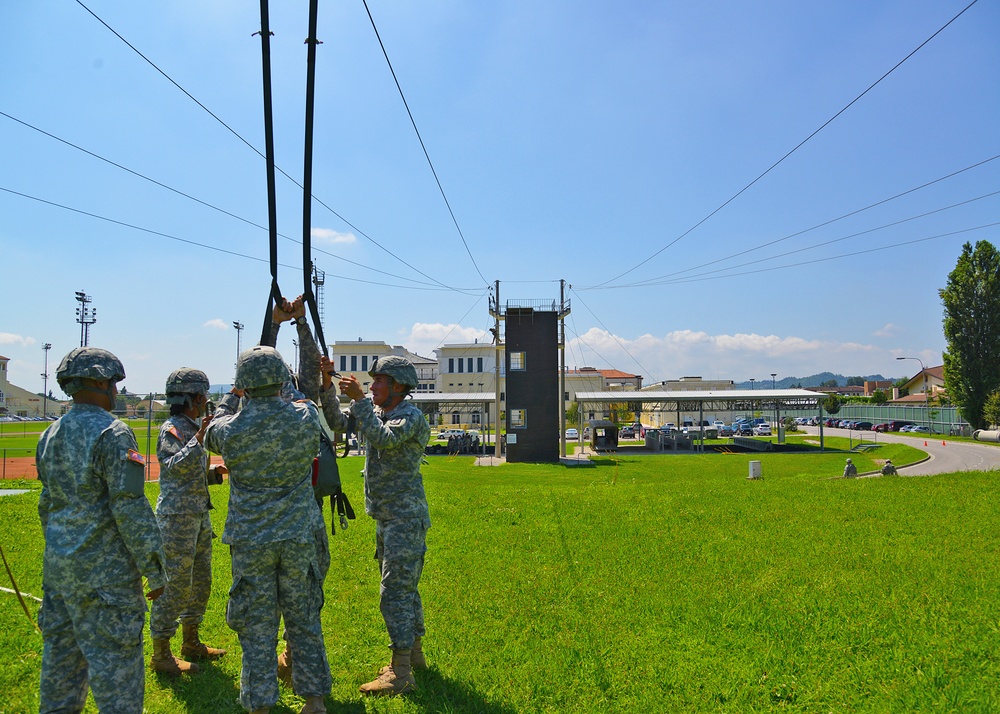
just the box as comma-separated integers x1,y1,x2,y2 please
3,443,1000,712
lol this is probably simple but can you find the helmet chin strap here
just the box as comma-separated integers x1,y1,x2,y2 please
80,383,117,411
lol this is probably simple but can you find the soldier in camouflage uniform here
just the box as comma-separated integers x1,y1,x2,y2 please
149,368,227,676
266,297,349,688
338,356,431,696
206,345,330,714
36,347,166,714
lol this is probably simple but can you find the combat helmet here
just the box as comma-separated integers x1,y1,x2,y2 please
369,355,418,390
56,347,126,396
234,346,290,393
164,368,210,406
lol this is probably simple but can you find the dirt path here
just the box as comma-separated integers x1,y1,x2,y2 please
1,456,228,482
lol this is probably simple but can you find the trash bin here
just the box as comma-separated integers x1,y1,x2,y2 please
748,461,762,480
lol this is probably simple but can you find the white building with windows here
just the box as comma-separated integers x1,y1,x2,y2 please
330,340,437,395
0,355,65,418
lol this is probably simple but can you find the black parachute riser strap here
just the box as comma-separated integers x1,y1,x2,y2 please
301,0,328,358
257,0,282,346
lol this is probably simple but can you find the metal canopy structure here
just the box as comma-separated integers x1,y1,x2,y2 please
574,388,827,412
410,392,495,407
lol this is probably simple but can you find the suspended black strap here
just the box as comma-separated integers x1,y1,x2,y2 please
256,0,283,347
300,0,328,357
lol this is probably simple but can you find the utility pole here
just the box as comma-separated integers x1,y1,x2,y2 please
233,321,245,374
559,280,572,456
489,280,503,458
74,291,96,347
42,343,52,418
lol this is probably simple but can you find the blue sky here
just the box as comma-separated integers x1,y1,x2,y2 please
2,0,998,397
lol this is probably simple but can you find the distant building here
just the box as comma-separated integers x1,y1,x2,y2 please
330,340,437,395
863,380,894,397
0,355,66,418
890,365,946,404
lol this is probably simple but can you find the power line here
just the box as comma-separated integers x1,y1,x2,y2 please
73,0,469,293
646,221,1000,286
361,0,490,288
586,154,1000,290
0,185,472,291
592,0,982,289
0,110,474,291
610,188,1000,288
568,288,656,381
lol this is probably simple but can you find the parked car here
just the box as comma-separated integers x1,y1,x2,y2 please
717,425,734,437
754,423,772,436
736,424,754,436
872,423,890,432
619,426,635,439
437,428,465,439
888,420,914,431
565,428,579,439
911,425,930,433
854,421,873,431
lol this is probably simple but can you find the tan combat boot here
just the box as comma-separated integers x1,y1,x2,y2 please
277,643,293,688
360,648,415,696
299,695,327,714
180,623,226,660
379,636,426,674
151,637,199,676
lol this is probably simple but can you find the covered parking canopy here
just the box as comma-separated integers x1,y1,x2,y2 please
573,389,829,449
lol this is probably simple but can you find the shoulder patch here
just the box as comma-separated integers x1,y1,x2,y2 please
127,449,145,465
167,425,183,442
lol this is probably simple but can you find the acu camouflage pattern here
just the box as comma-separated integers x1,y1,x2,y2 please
205,391,330,709
351,397,431,522
234,345,290,392
227,541,330,709
36,402,165,713
150,413,218,639
205,394,322,545
369,354,419,389
55,346,126,395
350,396,431,649
164,367,210,404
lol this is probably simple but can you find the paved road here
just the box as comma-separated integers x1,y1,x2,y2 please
805,426,1000,476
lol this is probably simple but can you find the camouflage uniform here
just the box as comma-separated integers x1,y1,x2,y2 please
351,395,431,650
206,347,330,712
37,402,166,714
150,412,216,640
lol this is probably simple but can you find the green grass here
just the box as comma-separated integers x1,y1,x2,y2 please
4,449,1000,712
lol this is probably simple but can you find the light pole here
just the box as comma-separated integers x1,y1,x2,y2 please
749,378,755,390
42,343,52,418
233,321,244,363
75,291,97,346
771,373,777,390
897,356,929,429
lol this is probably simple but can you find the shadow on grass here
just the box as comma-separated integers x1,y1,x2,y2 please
153,658,243,713
405,667,517,714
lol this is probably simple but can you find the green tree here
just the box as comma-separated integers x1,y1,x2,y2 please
940,240,1000,430
870,389,887,405
846,376,864,387
823,393,843,415
984,390,1000,429
820,379,838,388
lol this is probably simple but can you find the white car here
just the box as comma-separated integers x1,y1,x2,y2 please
754,423,772,436
437,429,465,439
565,428,579,440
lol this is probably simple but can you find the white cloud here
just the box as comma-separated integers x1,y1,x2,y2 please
404,322,491,358
203,319,229,331
0,332,35,347
568,328,891,383
312,228,356,245
873,323,898,338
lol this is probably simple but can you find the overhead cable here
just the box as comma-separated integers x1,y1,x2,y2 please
592,0,982,288
73,0,466,293
361,0,490,288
